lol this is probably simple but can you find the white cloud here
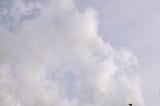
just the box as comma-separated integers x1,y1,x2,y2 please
0,0,144,106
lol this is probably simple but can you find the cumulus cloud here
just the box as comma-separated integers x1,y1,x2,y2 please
0,0,144,106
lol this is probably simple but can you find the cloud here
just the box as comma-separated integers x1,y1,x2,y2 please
0,0,144,106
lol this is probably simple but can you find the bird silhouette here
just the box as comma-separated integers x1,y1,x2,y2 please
128,103,132,106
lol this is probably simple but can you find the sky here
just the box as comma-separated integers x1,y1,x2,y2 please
75,0,160,106
0,0,159,106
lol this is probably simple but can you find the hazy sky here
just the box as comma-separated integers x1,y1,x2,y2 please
75,0,160,106
0,0,159,106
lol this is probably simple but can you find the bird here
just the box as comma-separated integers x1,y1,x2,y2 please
128,103,132,106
